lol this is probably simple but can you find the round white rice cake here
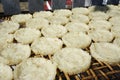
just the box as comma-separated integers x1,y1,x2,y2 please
14,58,57,80
72,7,90,15
111,26,120,38
0,63,13,80
52,48,91,75
65,22,89,33
90,42,120,64
62,32,91,49
31,37,63,55
0,56,9,64
11,14,32,24
0,21,19,33
109,16,120,26
0,32,13,52
119,4,120,7
53,9,72,17
88,6,97,12
89,20,112,30
107,5,119,10
88,11,109,20
118,5,120,9
88,29,114,42
70,14,89,24
107,9,120,17
41,24,67,38
33,11,53,19
14,28,41,44
49,16,69,25
26,18,49,29
0,43,31,65
113,37,120,47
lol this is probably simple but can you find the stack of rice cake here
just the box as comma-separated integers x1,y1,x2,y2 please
0,5,120,80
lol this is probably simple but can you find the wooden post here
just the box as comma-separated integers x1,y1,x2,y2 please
1,0,21,15
73,0,85,7
52,0,66,10
28,0,44,13
91,0,104,5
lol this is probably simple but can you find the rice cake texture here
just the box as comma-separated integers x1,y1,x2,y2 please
33,11,53,19
41,24,67,38
49,16,69,25
0,56,9,65
62,32,91,49
65,22,89,33
53,9,72,17
14,58,57,80
111,26,120,38
72,7,90,15
0,63,13,80
107,5,119,10
88,6,97,12
88,11,109,20
11,14,32,24
0,43,31,65
14,28,41,44
0,21,19,33
31,37,63,55
0,32,13,52
70,14,89,24
90,43,120,65
113,37,120,47
107,9,120,17
88,30,114,42
109,17,120,26
53,48,91,75
89,20,112,30
26,18,49,29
